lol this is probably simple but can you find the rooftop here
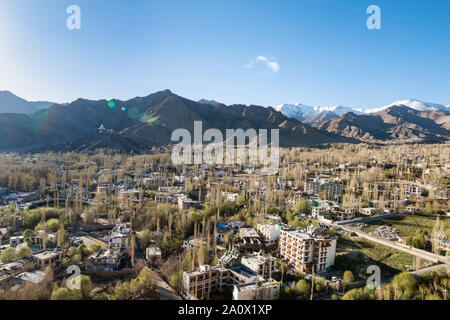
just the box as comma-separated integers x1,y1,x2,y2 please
15,271,46,284
240,228,260,238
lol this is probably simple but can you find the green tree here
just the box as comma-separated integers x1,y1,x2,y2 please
138,229,152,248
169,270,183,293
343,270,355,287
342,287,376,300
46,218,60,232
89,242,102,253
294,200,307,213
23,213,40,229
0,247,17,263
236,196,246,207
56,229,69,247
23,237,33,246
78,275,93,299
295,279,310,296
23,229,35,238
405,236,413,246
391,272,416,299
17,246,32,259
50,287,83,300
75,244,88,257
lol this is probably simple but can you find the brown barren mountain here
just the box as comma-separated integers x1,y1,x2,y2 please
0,90,354,152
314,105,450,143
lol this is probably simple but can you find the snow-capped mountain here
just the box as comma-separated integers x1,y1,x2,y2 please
276,99,449,122
275,103,318,122
275,103,362,122
364,99,449,114
303,110,339,125
198,99,221,106
319,105,363,116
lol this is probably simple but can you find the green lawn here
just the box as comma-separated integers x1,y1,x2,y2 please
361,214,450,238
336,234,415,272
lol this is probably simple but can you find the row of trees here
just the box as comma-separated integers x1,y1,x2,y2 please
341,269,450,300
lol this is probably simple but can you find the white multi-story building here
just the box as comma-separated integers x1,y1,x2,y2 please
241,252,276,279
279,225,337,273
183,263,280,300
146,247,162,262
305,178,343,198
404,184,423,197
310,205,329,218
257,223,282,245
183,264,260,300
360,207,383,216
174,175,186,183
232,279,280,300
32,249,65,269
221,192,240,203
108,224,131,251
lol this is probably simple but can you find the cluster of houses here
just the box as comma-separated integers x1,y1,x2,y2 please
0,220,135,294
182,218,338,300
183,251,280,300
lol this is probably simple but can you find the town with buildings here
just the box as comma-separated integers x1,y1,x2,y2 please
0,143,448,300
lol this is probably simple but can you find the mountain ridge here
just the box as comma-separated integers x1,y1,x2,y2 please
0,90,54,114
0,90,355,152
314,105,450,143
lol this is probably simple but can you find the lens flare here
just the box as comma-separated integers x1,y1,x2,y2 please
121,107,127,112
107,101,116,108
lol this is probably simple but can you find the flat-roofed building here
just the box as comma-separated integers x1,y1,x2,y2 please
257,223,282,245
241,252,276,279
17,192,40,203
108,223,131,251
14,270,46,284
178,196,202,210
232,279,280,300
234,228,262,253
404,184,423,197
145,246,162,263
279,225,337,273
360,207,383,216
32,249,65,269
182,265,234,300
305,178,343,198
311,205,329,218
182,263,267,300
88,249,122,271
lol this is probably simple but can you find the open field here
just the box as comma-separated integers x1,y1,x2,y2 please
361,214,450,238
336,234,415,272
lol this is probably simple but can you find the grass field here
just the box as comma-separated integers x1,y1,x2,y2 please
361,214,450,238
336,234,415,272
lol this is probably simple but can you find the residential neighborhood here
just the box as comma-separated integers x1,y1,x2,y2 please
0,143,449,300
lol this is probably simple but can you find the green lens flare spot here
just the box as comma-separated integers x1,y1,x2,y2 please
107,101,116,108
128,107,141,120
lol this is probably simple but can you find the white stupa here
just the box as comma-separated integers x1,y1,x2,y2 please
98,123,106,132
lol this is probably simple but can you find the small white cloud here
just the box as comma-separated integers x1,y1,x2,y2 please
246,56,280,73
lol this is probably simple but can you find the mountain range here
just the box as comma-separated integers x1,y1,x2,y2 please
0,90,448,152
275,103,364,123
314,105,450,143
0,90,353,152
275,99,449,124
0,91,54,114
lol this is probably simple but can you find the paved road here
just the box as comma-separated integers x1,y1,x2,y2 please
79,235,107,249
148,270,182,300
411,264,448,275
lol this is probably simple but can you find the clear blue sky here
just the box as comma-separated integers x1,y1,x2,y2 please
0,0,449,109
